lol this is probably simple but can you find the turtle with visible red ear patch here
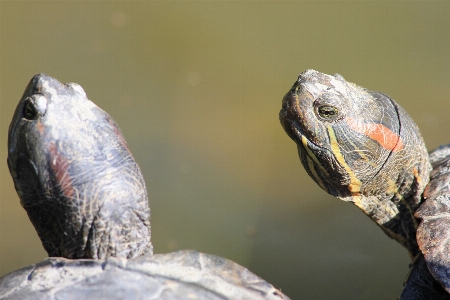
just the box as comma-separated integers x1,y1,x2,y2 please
279,70,450,299
7,74,153,259
0,74,290,300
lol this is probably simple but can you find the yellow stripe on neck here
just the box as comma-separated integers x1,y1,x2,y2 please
301,135,330,177
305,156,327,191
327,125,362,194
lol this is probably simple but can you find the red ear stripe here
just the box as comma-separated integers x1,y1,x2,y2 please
48,141,74,198
345,117,404,152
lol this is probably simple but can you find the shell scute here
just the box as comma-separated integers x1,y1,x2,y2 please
416,145,450,293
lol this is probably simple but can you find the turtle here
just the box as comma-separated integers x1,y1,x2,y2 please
279,69,450,299
0,74,290,300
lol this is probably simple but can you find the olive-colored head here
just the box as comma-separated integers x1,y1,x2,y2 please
8,74,152,259
280,70,431,254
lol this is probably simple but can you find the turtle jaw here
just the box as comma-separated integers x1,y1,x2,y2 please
281,117,359,202
280,82,357,199
279,80,323,148
8,74,153,260
281,70,434,256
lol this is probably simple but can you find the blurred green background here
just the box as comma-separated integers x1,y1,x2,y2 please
1,1,449,299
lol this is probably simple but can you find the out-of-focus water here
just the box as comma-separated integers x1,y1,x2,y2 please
1,2,449,299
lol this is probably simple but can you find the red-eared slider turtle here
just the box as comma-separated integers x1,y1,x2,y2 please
0,74,290,300
279,70,450,299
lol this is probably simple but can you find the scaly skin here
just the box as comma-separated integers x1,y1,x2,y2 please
3,74,291,300
414,144,450,295
7,74,152,259
279,70,431,256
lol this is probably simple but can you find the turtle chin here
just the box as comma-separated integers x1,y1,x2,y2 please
296,140,355,201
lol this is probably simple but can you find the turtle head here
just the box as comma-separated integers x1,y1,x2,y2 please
8,74,152,259
280,70,431,254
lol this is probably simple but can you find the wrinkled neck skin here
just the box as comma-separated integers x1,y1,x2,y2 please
8,74,153,259
343,98,431,256
280,70,431,256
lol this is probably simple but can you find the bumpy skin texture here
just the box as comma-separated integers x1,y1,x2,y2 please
0,250,290,300
415,144,450,294
7,74,152,259
279,70,431,256
399,145,450,298
3,74,290,300
280,70,450,298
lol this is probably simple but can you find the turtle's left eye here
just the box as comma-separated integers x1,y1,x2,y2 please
316,105,339,119
22,95,47,120
23,99,38,120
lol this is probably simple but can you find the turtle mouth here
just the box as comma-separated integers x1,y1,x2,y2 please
281,110,354,196
280,82,326,148
279,101,329,155
280,81,341,184
290,123,328,155
285,116,329,162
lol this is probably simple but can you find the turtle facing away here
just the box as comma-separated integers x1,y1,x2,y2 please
0,74,290,300
279,70,450,299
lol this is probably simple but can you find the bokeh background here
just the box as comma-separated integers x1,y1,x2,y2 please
1,1,449,299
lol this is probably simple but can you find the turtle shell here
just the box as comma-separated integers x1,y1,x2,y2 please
279,70,450,298
399,144,450,299
412,144,450,295
0,250,289,300
2,74,290,300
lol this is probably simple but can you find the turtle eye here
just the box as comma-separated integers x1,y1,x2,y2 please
22,95,47,120
316,105,339,120
23,98,38,120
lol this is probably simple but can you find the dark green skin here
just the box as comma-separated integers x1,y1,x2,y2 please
280,70,450,297
280,70,431,256
3,74,291,300
7,74,152,259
